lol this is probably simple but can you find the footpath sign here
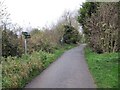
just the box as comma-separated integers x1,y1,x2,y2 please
22,32,31,54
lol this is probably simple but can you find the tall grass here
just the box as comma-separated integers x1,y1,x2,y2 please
2,44,75,88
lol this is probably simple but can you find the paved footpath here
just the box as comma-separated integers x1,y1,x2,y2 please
25,44,96,88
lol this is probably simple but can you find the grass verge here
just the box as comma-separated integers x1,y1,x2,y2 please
2,44,75,88
84,47,119,88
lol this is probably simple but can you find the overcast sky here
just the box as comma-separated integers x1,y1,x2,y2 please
4,0,85,29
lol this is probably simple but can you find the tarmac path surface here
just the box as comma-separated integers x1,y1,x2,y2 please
25,44,96,88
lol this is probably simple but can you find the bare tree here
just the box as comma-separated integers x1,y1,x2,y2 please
62,10,80,30
0,0,9,22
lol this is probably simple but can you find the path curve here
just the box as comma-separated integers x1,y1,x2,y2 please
25,44,96,88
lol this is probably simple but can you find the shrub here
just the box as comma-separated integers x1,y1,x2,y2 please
63,25,80,44
2,44,75,88
2,51,47,88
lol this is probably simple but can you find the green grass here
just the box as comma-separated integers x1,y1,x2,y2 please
0,64,2,90
84,47,119,88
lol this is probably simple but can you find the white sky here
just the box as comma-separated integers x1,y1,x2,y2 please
4,0,85,28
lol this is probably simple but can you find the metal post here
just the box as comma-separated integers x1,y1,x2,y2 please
25,39,27,54
22,31,30,54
